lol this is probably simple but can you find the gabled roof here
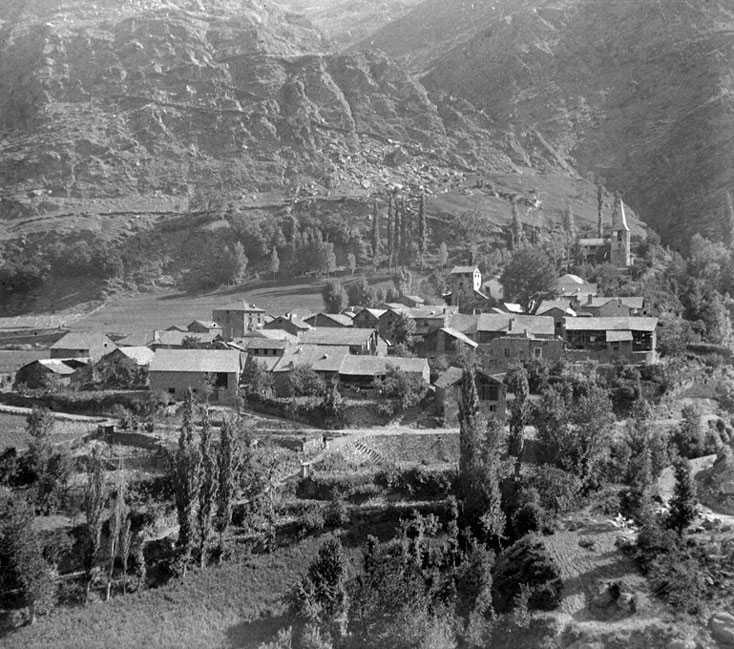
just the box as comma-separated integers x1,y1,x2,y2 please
447,313,479,334
166,325,188,332
50,332,115,350
37,359,82,375
338,355,429,377
402,306,458,321
580,296,644,310
356,307,387,320
115,331,156,347
153,330,221,346
535,300,576,317
503,303,524,314
150,349,242,373
558,274,586,285
450,266,479,274
242,338,291,350
272,345,348,373
303,313,354,327
187,320,221,330
402,295,425,304
114,346,155,366
559,283,598,297
300,327,375,347
475,314,555,337
437,327,478,349
266,314,312,330
563,317,658,332
434,366,503,389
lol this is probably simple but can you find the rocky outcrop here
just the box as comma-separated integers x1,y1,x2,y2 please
699,445,734,515
363,0,734,249
710,612,734,646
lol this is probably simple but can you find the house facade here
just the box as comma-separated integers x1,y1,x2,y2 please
212,302,266,340
149,349,243,402
264,314,312,337
50,332,116,362
434,367,506,424
300,327,386,355
562,317,657,364
478,335,563,373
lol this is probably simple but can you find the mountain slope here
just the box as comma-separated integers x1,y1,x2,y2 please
360,0,734,248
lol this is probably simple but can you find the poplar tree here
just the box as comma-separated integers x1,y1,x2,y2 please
400,194,408,267
417,191,427,271
215,416,241,554
269,247,280,281
83,447,107,597
510,199,523,250
724,190,734,248
508,364,530,478
371,198,380,270
596,184,604,237
196,406,218,567
667,456,697,536
438,241,448,268
393,192,402,269
386,192,394,269
172,390,202,572
106,466,127,601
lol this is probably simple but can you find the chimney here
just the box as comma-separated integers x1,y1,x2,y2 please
508,317,514,332
587,294,593,305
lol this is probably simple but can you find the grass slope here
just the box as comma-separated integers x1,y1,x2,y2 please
2,534,337,649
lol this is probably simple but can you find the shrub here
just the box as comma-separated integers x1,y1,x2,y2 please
492,533,563,613
325,493,350,529
525,465,582,516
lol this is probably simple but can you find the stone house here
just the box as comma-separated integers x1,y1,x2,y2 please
300,327,387,356
50,332,116,362
303,313,354,328
264,314,312,337
149,349,243,402
212,302,266,340
434,367,506,424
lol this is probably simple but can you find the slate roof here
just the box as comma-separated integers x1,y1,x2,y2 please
448,313,480,334
475,314,555,337
437,327,478,348
304,313,354,327
338,355,429,377
153,330,221,347
266,314,312,330
50,332,115,350
37,359,81,375
242,338,291,350
300,327,375,346
357,307,387,319
558,274,586,285
535,300,577,316
115,331,156,347
450,266,479,274
580,296,645,310
434,366,465,389
187,320,221,330
578,238,606,247
563,317,658,332
150,349,242,373
272,346,348,373
115,346,155,366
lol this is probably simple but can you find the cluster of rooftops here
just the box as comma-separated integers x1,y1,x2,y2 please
0,270,658,398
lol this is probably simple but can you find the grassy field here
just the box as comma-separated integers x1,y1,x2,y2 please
0,414,96,451
69,272,397,335
1,526,384,649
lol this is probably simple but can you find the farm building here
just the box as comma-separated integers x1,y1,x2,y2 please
0,350,49,389
149,349,244,402
50,332,116,362
15,358,89,389
562,316,658,364
264,314,312,336
575,296,646,318
434,367,506,424
352,308,387,331
416,327,478,359
300,327,386,356
478,334,564,373
338,356,430,390
271,346,348,396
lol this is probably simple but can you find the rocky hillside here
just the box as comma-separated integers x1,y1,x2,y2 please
360,0,734,248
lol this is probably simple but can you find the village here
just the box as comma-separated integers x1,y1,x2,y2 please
0,197,657,427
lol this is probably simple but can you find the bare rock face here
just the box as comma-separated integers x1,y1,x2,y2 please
710,611,734,645
363,0,734,249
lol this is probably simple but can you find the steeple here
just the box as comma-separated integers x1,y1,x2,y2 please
609,194,631,267
611,196,630,233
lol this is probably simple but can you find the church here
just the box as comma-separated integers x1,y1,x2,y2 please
577,195,632,268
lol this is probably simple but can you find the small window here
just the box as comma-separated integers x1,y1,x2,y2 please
533,347,542,359
168,388,176,394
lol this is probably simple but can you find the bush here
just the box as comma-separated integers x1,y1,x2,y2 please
325,493,350,529
525,465,582,516
492,533,563,613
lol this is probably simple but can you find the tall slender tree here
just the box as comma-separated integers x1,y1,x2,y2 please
215,416,241,555
106,465,127,601
172,390,202,573
393,191,402,269
371,198,380,270
724,190,734,248
667,455,697,536
400,194,408,267
417,191,427,271
507,364,530,478
83,447,107,597
596,184,604,237
196,406,218,567
386,192,394,269
510,199,523,250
